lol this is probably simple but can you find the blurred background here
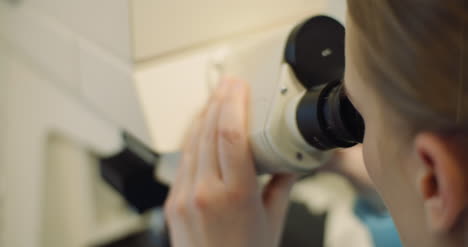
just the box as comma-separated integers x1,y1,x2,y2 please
0,0,399,246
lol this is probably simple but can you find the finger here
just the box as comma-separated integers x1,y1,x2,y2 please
263,173,297,218
167,80,224,206
196,79,231,181
180,111,204,151
217,79,256,187
168,114,205,202
179,115,206,186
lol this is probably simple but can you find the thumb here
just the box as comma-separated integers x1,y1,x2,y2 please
263,174,298,219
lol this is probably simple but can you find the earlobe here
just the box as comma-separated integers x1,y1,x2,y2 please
415,133,468,233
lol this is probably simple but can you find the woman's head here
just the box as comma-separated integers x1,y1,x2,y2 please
344,1,468,245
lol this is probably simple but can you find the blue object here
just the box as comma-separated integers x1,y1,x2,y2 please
354,196,403,247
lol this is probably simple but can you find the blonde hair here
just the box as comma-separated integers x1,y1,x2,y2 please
347,0,468,133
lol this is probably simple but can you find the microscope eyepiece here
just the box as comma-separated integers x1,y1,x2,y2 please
285,15,364,151
296,80,365,150
322,82,365,145
285,15,345,89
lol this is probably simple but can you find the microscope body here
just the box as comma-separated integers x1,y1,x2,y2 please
222,15,352,173
158,15,360,178
223,35,328,173
104,15,363,212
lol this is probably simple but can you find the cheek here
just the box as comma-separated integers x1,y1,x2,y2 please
361,123,388,190
362,133,380,183
360,117,409,199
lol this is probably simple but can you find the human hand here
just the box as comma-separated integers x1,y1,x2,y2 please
164,79,297,247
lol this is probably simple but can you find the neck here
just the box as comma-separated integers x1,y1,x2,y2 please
442,209,468,247
404,210,468,247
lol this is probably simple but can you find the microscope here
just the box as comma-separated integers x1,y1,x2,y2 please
100,15,364,213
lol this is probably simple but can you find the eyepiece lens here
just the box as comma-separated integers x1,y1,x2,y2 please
296,81,365,150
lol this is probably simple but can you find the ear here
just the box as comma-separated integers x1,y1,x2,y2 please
414,133,468,233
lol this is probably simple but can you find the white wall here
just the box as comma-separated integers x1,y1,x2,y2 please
131,0,327,61
0,39,7,247
327,0,347,23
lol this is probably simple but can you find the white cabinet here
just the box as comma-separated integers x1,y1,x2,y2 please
0,1,151,146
